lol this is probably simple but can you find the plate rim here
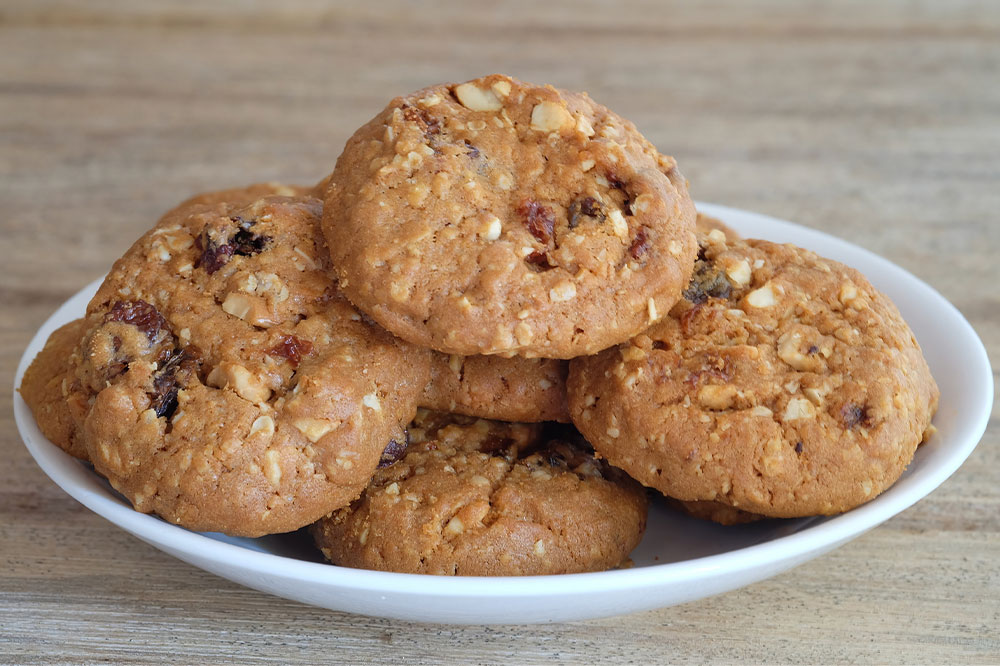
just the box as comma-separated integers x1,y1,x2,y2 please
12,202,994,601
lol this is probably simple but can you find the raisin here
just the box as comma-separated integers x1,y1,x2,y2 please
378,431,410,468
524,250,555,271
518,199,555,245
149,349,189,419
807,345,819,355
480,434,516,458
229,217,270,256
568,196,606,228
841,403,870,429
684,354,732,388
628,227,651,259
101,335,129,380
105,300,168,341
547,449,567,467
195,218,269,274
463,140,480,159
679,301,705,335
401,104,441,138
794,441,804,454
682,260,733,304
606,171,627,190
195,230,231,274
267,335,313,367
603,172,635,215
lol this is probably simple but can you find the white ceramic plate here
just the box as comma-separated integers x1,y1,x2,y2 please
13,203,992,624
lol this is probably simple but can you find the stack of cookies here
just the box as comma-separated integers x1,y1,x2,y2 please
20,75,939,576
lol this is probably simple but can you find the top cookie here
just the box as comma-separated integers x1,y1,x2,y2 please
322,74,697,358
568,233,939,517
72,187,430,536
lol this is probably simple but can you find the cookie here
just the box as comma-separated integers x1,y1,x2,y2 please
322,74,697,358
19,318,90,460
71,187,430,536
311,410,648,575
568,233,939,517
421,353,569,422
696,212,740,240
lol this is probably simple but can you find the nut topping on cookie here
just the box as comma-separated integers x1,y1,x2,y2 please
321,74,697,358
568,234,939,517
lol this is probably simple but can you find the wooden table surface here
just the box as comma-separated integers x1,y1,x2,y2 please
2,1,998,663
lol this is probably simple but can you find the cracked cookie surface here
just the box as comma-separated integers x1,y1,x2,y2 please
68,185,430,536
568,233,938,517
311,410,647,575
321,74,697,358
421,352,569,422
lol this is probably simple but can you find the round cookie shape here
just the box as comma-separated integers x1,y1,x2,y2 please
421,352,569,422
311,410,648,575
568,233,939,517
20,318,90,460
74,188,430,536
322,74,697,358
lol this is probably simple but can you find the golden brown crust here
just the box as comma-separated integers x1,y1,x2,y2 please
71,187,430,536
421,353,569,422
19,318,90,460
322,74,697,358
568,234,939,517
312,410,647,575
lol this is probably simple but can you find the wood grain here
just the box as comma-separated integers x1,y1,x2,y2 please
2,1,998,663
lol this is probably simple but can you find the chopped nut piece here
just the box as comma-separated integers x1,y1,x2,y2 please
608,209,629,237
293,417,337,443
491,80,511,97
453,83,503,111
706,229,726,243
725,259,752,286
529,101,573,132
514,322,534,345
213,362,271,403
249,415,275,438
444,516,465,536
264,449,282,488
698,384,738,410
362,392,382,411
746,283,777,308
621,345,646,362
484,216,502,240
549,280,577,302
221,293,253,320
782,397,816,421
